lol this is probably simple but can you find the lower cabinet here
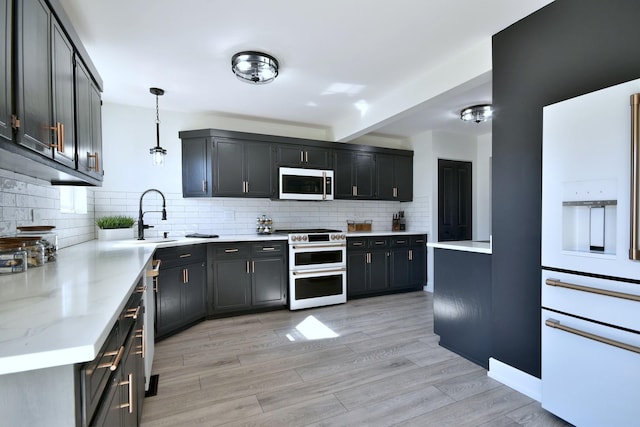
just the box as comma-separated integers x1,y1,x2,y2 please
209,241,287,315
154,245,207,340
84,280,145,427
347,234,426,298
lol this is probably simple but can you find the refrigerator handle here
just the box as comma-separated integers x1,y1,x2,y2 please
630,94,640,261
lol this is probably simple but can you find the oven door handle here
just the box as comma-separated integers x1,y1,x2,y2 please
291,243,346,250
545,319,640,354
292,267,347,276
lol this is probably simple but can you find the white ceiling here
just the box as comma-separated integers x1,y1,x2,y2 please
58,0,553,140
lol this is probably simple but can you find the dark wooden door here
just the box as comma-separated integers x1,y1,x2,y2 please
375,154,395,199
353,152,375,198
155,265,183,338
214,138,244,195
213,258,251,311
438,159,472,241
182,137,212,197
75,58,103,179
394,155,413,201
16,0,52,154
182,261,207,323
252,257,285,305
51,18,75,168
245,141,272,197
0,0,11,142
334,150,354,198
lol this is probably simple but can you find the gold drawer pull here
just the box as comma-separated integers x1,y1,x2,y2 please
179,253,192,258
225,248,239,253
98,345,125,371
124,306,141,320
118,373,134,413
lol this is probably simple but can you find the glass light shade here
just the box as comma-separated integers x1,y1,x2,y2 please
460,104,493,123
150,146,166,166
232,51,279,84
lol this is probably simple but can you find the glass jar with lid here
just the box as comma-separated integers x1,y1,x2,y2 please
16,226,58,262
0,243,27,274
0,237,45,268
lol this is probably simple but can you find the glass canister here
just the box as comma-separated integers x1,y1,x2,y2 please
0,237,46,268
0,244,27,274
16,226,58,262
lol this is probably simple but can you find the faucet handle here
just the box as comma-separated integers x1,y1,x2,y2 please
143,225,154,230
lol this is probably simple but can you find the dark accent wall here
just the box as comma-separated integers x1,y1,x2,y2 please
491,0,640,378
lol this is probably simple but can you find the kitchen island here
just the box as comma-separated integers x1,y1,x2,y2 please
428,240,492,369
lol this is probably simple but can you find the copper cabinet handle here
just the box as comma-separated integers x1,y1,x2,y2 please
182,268,189,284
545,278,640,302
60,123,65,152
125,306,140,320
119,373,134,414
246,260,250,273
352,185,357,196
225,248,239,253
305,151,309,163
393,187,398,198
409,249,413,261
147,259,161,278
261,247,276,251
352,242,364,247
202,180,207,192
252,261,255,273
49,122,62,151
545,319,640,354
98,345,125,371
300,151,304,163
135,327,145,358
631,94,640,260
87,152,99,171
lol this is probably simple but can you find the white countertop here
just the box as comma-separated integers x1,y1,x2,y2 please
0,234,286,376
427,240,492,254
346,230,428,237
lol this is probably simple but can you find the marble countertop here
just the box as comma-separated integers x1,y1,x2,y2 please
427,240,492,254
0,233,287,376
346,230,428,238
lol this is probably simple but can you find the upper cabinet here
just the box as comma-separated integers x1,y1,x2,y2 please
214,138,273,197
376,154,413,201
179,128,413,202
1,0,104,185
0,0,11,142
276,144,332,169
75,58,103,180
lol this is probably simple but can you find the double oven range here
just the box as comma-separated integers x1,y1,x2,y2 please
274,229,347,310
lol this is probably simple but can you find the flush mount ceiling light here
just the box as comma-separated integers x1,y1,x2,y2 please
149,87,167,166
231,51,279,84
460,104,493,123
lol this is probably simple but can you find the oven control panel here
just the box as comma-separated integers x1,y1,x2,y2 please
288,233,346,243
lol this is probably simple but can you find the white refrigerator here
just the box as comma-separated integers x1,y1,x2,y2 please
541,78,640,426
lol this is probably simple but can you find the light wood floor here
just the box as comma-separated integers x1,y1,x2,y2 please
141,291,571,427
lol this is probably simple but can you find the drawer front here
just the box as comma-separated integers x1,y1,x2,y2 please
368,237,389,249
80,322,120,425
251,241,285,257
391,236,409,247
211,243,250,259
410,235,427,246
347,238,368,250
541,269,640,332
156,244,206,268
541,309,640,426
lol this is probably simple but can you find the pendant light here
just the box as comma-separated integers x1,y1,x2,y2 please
460,104,493,123
149,87,167,166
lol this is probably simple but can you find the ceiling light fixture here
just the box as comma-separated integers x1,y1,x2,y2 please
231,51,279,84
460,104,493,123
149,87,167,166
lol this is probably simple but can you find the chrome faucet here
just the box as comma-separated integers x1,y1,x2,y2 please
138,189,167,240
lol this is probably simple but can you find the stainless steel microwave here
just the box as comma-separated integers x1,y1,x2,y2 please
279,167,334,200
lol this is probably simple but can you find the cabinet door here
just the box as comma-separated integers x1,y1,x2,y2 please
368,249,389,291
90,375,122,427
16,0,52,154
245,141,273,197
304,147,331,168
277,145,305,166
376,154,395,199
155,265,183,338
214,138,245,196
353,152,375,199
334,150,354,198
347,251,368,296
213,258,251,311
50,19,75,168
76,58,102,179
390,247,410,289
409,245,427,287
0,0,10,142
120,333,137,427
182,137,212,197
252,257,285,306
182,261,207,323
394,156,413,201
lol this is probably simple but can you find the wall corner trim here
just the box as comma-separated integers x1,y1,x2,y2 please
488,357,541,402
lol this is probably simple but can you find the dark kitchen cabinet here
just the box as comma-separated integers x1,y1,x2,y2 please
214,138,273,197
433,247,491,369
182,136,212,197
335,150,375,199
154,245,207,340
209,241,287,315
0,0,11,142
75,57,103,180
347,237,389,297
376,154,413,201
16,0,74,168
276,144,332,169
389,235,426,290
348,234,426,298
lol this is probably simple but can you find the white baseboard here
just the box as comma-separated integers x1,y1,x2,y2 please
488,357,542,402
